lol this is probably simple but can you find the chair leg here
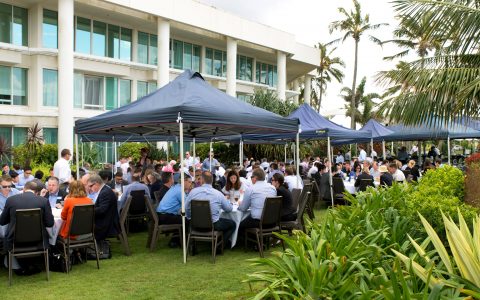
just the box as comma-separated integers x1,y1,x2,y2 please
45,249,50,281
146,220,154,248
186,234,191,260
93,240,100,269
150,227,158,251
8,252,12,286
256,233,263,258
118,233,131,256
211,237,215,263
63,244,69,274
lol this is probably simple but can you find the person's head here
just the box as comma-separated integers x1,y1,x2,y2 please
99,170,112,183
23,166,32,177
408,160,416,168
238,169,247,179
24,181,38,193
161,171,173,186
209,151,214,158
140,147,148,157
285,166,294,176
225,170,241,191
68,180,87,198
12,164,21,171
344,161,351,170
80,173,91,193
47,177,60,194
114,171,124,184
147,172,159,185
270,163,278,170
394,159,402,169
61,148,72,160
251,168,265,184
372,161,379,170
430,146,435,151
34,170,44,180
132,168,142,182
87,174,104,193
9,171,19,183
362,160,371,172
336,163,343,172
435,158,442,166
182,175,193,191
388,163,398,174
354,163,362,173
318,163,327,173
185,151,191,159
2,164,8,172
201,171,214,185
0,175,13,195
271,172,287,189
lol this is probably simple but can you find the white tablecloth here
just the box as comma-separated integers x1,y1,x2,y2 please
343,180,380,194
220,204,250,248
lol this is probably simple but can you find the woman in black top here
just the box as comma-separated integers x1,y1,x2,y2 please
271,173,296,221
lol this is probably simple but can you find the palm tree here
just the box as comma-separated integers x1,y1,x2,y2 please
25,123,44,166
314,40,345,113
378,0,480,126
0,137,12,164
341,77,382,126
329,0,386,129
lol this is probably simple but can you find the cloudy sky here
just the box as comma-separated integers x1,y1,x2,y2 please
198,0,405,126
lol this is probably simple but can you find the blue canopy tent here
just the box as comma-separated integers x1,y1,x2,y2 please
74,70,299,263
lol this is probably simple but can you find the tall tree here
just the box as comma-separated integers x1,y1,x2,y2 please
378,0,480,126
329,0,386,128
314,40,345,113
341,77,382,126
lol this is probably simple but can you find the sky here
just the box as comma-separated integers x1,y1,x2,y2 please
197,0,405,127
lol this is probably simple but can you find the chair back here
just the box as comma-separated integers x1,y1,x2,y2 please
357,178,374,192
291,188,302,211
260,196,283,228
332,177,346,194
302,178,311,185
296,192,310,223
154,190,161,203
128,190,147,214
69,204,95,236
14,208,44,244
190,200,213,231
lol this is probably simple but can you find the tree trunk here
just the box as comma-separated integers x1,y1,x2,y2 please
318,74,324,113
350,39,359,129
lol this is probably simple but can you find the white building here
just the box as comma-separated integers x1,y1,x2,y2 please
0,0,320,160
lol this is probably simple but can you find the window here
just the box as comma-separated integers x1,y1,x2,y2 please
43,128,58,144
42,9,57,48
170,39,201,71
256,62,277,87
0,127,12,145
0,127,27,146
75,17,91,54
119,28,131,61
92,21,106,57
0,66,27,105
0,3,27,46
84,76,103,110
105,77,131,110
237,55,253,81
74,73,131,110
137,31,157,65
137,81,157,99
43,69,58,106
205,48,226,77
237,93,252,102
119,79,131,107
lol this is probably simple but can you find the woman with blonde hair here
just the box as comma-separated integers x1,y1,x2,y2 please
59,180,93,239
405,159,421,181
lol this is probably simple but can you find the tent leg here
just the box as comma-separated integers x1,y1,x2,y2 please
192,137,196,167
296,131,300,187
370,138,374,158
239,140,242,167
209,141,213,172
178,117,187,264
75,134,80,180
447,136,451,165
284,143,287,164
327,136,334,207
112,136,115,179
382,140,386,160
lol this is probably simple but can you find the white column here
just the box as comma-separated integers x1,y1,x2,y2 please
132,29,138,63
29,4,43,113
29,4,43,48
304,75,312,105
57,0,74,157
276,51,286,101
252,57,257,83
200,45,206,74
157,17,170,88
293,79,299,104
226,37,237,97
131,79,138,102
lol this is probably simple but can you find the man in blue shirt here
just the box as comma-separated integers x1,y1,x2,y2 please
118,168,151,210
238,168,276,230
0,175,20,211
39,176,67,208
17,166,34,188
202,151,219,172
156,175,193,224
185,171,235,244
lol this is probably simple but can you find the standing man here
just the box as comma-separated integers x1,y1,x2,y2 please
185,171,235,245
358,146,367,163
0,175,20,211
184,151,194,169
54,148,72,186
202,151,219,172
40,177,67,208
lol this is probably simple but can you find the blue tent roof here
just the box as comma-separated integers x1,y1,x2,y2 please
75,70,298,139
331,119,394,145
458,117,480,131
385,119,480,141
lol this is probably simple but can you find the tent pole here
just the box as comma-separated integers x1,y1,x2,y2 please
178,115,187,264
284,143,287,164
382,140,386,160
192,137,196,167
327,136,334,207
370,138,374,157
239,139,242,167
166,141,169,161
112,136,115,180
75,134,79,180
391,142,394,156
418,141,423,166
296,132,300,188
447,135,451,165
209,140,213,172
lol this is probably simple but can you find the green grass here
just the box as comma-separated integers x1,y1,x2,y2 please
0,208,328,299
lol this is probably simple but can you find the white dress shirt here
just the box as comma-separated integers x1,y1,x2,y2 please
53,157,71,184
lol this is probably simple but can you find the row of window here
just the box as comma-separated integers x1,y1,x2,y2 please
0,126,57,146
0,3,27,46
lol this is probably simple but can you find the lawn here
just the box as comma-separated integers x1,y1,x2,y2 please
0,209,328,299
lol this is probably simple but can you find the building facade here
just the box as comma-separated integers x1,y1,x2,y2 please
0,0,319,159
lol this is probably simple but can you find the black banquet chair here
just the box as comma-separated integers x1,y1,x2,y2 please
58,204,100,274
245,196,284,258
357,178,375,192
281,191,311,235
186,200,224,263
8,208,49,286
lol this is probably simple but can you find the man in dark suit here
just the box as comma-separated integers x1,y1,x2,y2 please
107,171,129,193
379,165,393,187
318,164,332,202
354,161,375,192
0,181,54,252
39,176,67,208
87,174,120,241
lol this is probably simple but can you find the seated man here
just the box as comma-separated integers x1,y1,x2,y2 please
283,167,303,191
88,174,120,242
389,163,406,182
40,176,67,208
118,168,151,210
185,171,235,244
0,181,54,271
0,175,20,211
108,171,129,194
17,166,34,188
238,168,276,230
146,172,163,201
379,165,393,187
156,171,174,203
156,175,193,225
354,161,375,191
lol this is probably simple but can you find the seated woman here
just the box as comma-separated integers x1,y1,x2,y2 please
404,159,421,181
271,173,296,222
222,170,245,202
59,180,94,239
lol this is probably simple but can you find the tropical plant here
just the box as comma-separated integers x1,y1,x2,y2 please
24,123,44,167
248,89,298,117
393,211,480,298
378,0,480,126
0,137,12,163
314,40,345,113
329,0,386,128
340,77,382,126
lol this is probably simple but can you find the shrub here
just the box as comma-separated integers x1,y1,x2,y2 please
12,144,58,166
118,143,148,162
31,163,53,181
